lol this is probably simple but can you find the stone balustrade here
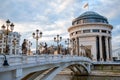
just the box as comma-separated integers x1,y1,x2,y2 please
0,54,91,67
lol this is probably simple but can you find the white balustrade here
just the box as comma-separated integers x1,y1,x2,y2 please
0,56,4,67
0,54,91,67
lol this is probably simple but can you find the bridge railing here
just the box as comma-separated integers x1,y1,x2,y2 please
0,54,91,67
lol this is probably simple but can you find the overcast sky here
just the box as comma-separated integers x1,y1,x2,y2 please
0,0,120,50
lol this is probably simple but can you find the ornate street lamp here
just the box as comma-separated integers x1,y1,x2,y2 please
32,29,42,54
54,35,62,54
1,19,14,54
28,41,32,55
65,38,70,55
12,38,17,55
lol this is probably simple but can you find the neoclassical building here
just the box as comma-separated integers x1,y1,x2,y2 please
0,30,21,55
68,11,113,61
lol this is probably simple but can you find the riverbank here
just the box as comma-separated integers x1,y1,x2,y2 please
34,69,120,80
59,69,120,77
90,70,120,76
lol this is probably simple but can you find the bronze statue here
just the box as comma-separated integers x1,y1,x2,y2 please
22,39,27,55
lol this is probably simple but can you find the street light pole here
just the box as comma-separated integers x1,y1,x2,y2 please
32,29,42,54
1,19,14,54
54,35,62,54
28,41,32,55
65,38,70,55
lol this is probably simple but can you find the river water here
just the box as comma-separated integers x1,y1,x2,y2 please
35,69,120,80
35,74,120,80
53,74,120,80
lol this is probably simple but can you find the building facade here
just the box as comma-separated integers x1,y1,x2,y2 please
68,11,113,61
112,48,120,61
0,30,21,55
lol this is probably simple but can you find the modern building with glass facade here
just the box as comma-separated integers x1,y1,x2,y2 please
68,11,113,61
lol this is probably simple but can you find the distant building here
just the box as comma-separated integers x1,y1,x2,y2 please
112,48,120,61
0,30,21,55
68,11,113,61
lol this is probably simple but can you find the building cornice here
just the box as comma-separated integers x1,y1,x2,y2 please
68,23,113,32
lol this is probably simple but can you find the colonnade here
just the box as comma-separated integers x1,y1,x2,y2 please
98,36,112,61
70,35,112,61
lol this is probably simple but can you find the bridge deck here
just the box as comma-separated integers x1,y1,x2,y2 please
0,55,91,72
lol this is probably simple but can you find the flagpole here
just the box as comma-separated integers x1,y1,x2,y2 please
88,3,89,11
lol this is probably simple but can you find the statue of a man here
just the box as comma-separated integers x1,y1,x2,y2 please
22,39,27,55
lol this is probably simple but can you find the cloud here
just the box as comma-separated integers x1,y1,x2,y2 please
91,0,120,20
112,25,120,36
0,0,120,50
48,0,75,14
56,0,74,13
112,35,120,50
112,25,120,50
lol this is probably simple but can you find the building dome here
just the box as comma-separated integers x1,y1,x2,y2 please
72,11,108,25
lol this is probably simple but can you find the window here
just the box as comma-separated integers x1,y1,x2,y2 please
83,30,90,33
101,30,106,33
76,31,81,34
92,29,99,32
76,32,77,34
88,19,95,23
108,31,111,34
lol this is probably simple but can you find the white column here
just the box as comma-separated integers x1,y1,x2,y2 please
10,39,13,55
99,36,103,61
75,38,78,55
18,38,20,55
92,37,97,61
105,36,109,61
73,39,75,55
109,37,112,61
79,45,82,56
1,34,4,53
71,39,74,55
15,46,17,55
77,37,79,56
14,68,23,80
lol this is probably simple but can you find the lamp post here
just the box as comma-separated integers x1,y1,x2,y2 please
1,19,14,54
59,44,63,55
32,29,42,54
12,38,17,55
28,41,32,55
54,35,62,54
65,38,70,55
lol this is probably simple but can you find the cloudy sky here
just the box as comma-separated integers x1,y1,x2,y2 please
0,0,120,50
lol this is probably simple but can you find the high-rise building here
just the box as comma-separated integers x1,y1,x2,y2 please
68,11,113,61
